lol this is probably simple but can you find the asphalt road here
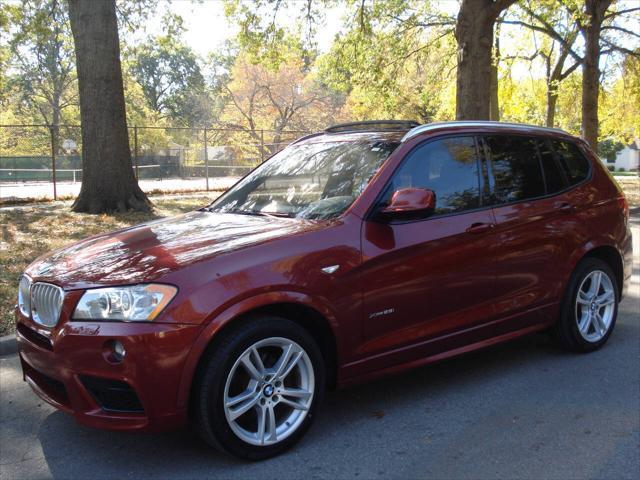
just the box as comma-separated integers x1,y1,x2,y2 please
1,225,638,480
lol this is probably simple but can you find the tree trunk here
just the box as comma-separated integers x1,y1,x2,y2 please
455,0,515,120
489,29,500,121
67,0,150,213
546,88,558,127
51,106,60,155
581,0,611,150
489,19,500,122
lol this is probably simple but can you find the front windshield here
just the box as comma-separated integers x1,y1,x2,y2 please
207,138,399,219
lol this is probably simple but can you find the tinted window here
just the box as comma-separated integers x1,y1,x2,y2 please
485,136,546,203
552,140,590,185
538,139,567,194
383,136,481,216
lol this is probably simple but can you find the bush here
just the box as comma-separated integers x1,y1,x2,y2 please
607,165,615,172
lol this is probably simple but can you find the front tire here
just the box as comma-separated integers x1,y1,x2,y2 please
194,316,325,460
554,258,619,352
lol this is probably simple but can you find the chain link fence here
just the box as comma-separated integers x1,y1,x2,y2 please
0,124,309,201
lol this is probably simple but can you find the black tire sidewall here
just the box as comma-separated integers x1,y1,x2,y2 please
559,258,619,352
196,316,325,460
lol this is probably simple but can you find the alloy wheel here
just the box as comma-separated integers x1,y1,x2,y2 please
223,337,315,446
575,270,616,343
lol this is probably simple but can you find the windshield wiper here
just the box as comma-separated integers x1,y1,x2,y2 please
260,211,295,218
232,210,268,216
202,207,294,218
233,209,296,218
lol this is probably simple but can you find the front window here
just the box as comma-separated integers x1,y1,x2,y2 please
378,136,481,216
208,138,399,219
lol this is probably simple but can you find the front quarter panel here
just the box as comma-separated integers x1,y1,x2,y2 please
168,214,364,409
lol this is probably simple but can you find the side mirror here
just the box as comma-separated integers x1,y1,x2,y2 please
378,187,436,219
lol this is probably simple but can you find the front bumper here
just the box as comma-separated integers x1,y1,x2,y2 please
16,304,203,432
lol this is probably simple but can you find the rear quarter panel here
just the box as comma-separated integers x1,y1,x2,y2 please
564,143,631,289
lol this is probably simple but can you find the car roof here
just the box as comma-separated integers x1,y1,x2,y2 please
296,120,576,147
401,121,569,141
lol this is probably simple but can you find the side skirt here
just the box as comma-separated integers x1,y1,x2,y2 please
337,318,555,388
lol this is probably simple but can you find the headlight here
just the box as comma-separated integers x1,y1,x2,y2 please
18,275,32,317
72,284,177,321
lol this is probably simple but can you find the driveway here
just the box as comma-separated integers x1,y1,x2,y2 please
1,227,638,479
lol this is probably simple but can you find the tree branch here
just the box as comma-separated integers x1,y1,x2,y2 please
491,0,518,18
604,7,640,19
602,25,640,39
601,38,640,57
558,59,582,81
513,5,582,61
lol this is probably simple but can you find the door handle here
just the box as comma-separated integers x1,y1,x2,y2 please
466,222,495,234
555,202,575,213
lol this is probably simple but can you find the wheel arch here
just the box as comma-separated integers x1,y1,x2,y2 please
178,293,340,414
578,245,624,298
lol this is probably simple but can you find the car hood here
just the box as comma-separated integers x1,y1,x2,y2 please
25,211,323,289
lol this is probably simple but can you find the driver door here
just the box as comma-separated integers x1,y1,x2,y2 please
357,135,499,369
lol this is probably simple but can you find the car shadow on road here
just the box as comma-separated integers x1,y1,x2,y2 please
36,331,570,479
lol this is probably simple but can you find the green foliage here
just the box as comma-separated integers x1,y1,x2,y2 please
600,52,640,142
5,0,77,125
224,0,326,69
597,137,626,162
0,3,13,103
316,0,456,122
127,17,209,126
115,0,160,33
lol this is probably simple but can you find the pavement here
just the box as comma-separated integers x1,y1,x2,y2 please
0,176,239,201
1,227,638,479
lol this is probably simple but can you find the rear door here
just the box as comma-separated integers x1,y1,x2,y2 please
482,134,577,325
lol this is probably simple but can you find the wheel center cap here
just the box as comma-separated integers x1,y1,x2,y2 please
590,302,597,311
263,384,274,397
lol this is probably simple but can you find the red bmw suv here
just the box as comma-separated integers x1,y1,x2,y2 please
16,120,632,459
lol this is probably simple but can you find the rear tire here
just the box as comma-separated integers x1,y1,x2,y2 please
193,315,325,460
554,258,619,352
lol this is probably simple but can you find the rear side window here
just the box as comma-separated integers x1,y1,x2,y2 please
383,136,481,216
537,139,567,194
551,140,591,185
484,136,546,203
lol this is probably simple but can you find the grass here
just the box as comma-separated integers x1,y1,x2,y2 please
0,193,219,336
0,179,638,336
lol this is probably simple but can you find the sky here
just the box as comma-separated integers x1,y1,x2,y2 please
142,0,349,57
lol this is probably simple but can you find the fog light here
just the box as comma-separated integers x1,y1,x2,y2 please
112,340,126,361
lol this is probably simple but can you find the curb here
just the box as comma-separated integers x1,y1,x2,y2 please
0,334,17,357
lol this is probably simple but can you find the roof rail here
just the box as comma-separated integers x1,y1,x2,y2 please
289,131,325,146
325,120,420,134
402,121,568,142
